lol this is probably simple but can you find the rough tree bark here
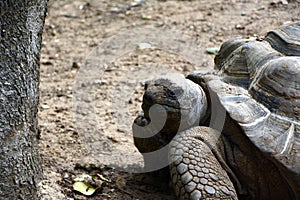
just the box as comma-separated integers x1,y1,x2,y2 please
0,0,47,199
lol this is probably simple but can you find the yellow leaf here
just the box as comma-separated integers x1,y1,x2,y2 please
73,181,96,196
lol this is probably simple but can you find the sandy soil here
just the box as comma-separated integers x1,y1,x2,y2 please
38,0,299,199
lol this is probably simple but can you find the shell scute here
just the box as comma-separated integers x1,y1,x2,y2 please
265,21,300,56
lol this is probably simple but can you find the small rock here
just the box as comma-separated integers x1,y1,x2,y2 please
141,14,152,20
189,25,195,30
137,42,152,50
63,173,69,179
117,126,128,133
41,104,50,109
94,79,107,85
270,0,288,5
235,24,245,30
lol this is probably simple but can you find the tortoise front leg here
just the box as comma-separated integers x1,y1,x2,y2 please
169,126,238,200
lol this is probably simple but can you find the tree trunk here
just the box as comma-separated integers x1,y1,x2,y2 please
0,1,47,199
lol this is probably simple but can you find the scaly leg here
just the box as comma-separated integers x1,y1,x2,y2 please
169,126,238,200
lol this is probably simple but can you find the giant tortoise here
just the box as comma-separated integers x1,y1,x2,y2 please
132,21,300,199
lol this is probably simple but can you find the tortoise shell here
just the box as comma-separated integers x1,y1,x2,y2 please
209,21,300,196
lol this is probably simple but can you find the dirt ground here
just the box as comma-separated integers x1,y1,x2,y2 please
38,0,299,199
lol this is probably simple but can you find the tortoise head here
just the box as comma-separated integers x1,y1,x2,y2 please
140,74,208,134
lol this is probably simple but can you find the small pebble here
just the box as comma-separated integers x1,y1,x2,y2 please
235,24,245,30
137,42,152,50
41,104,50,109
